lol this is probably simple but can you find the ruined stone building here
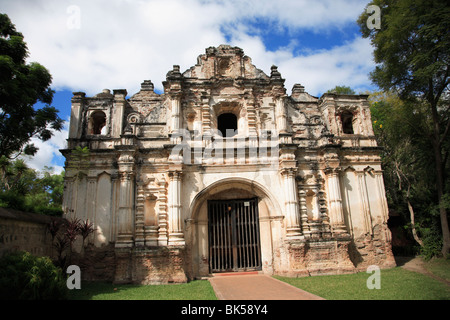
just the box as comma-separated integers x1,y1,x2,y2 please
62,45,395,284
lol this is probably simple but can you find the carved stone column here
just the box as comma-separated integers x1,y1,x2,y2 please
281,167,302,239
135,183,145,247
116,150,136,248
170,94,181,133
157,179,169,246
245,91,257,137
275,96,287,134
116,171,135,248
356,170,373,235
374,170,389,222
68,92,85,139
325,168,347,234
86,176,97,244
168,168,184,245
298,189,311,237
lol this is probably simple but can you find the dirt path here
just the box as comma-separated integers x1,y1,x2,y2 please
396,256,450,286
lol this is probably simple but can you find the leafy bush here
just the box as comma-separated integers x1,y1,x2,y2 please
420,225,443,261
0,251,68,300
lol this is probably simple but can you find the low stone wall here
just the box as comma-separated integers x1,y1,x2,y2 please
71,244,116,282
0,207,62,259
114,246,189,284
285,238,356,277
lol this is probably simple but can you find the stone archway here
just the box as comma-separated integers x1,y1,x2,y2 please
188,177,283,278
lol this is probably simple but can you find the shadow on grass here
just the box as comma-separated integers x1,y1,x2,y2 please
68,280,218,300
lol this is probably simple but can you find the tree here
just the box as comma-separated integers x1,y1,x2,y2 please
358,0,450,256
0,13,63,159
369,91,445,258
0,157,64,216
326,85,356,95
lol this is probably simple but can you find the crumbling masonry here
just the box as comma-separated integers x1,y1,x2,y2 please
62,45,396,283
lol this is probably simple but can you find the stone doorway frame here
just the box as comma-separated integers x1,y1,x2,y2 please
188,177,283,278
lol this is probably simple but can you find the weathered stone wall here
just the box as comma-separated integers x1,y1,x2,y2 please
113,246,189,284
0,208,60,259
71,244,116,282
61,45,397,282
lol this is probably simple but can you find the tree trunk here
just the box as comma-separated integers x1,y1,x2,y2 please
430,101,450,256
434,145,450,256
407,199,424,247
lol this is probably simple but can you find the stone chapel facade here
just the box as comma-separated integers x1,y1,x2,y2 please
62,45,396,284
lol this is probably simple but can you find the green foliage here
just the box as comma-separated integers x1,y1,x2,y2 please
420,224,443,261
369,91,448,258
49,218,96,269
326,85,356,95
0,13,63,159
358,0,450,102
0,156,64,215
360,0,450,255
0,251,68,300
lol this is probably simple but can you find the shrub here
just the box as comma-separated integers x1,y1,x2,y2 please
420,224,443,261
0,251,68,300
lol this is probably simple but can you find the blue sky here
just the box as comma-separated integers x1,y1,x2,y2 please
2,0,376,173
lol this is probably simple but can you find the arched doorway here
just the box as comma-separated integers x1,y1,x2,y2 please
189,178,282,277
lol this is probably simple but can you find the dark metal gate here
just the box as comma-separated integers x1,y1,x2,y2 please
208,198,262,273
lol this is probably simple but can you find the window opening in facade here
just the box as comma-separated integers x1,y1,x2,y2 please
218,113,237,137
341,112,354,134
89,111,107,135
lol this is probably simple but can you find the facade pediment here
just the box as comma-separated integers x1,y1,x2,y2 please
183,45,269,81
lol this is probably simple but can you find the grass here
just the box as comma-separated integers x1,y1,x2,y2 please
423,257,450,282
68,258,450,300
274,266,450,300
68,280,217,300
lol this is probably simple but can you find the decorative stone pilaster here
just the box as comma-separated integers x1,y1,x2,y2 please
157,179,169,246
116,149,136,248
280,166,302,239
68,92,85,139
110,173,119,243
275,97,287,133
298,189,310,237
112,89,127,138
167,64,183,142
86,175,97,244
374,170,389,222
201,109,211,136
356,170,373,235
135,183,146,247
244,91,258,137
168,168,184,245
116,171,135,248
170,93,181,133
325,168,348,235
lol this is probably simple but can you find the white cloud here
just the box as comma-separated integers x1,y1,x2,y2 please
3,0,375,171
21,120,69,174
227,31,375,96
2,0,372,96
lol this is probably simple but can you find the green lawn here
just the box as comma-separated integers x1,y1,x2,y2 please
424,258,450,282
274,266,450,300
68,280,217,300
68,259,450,300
